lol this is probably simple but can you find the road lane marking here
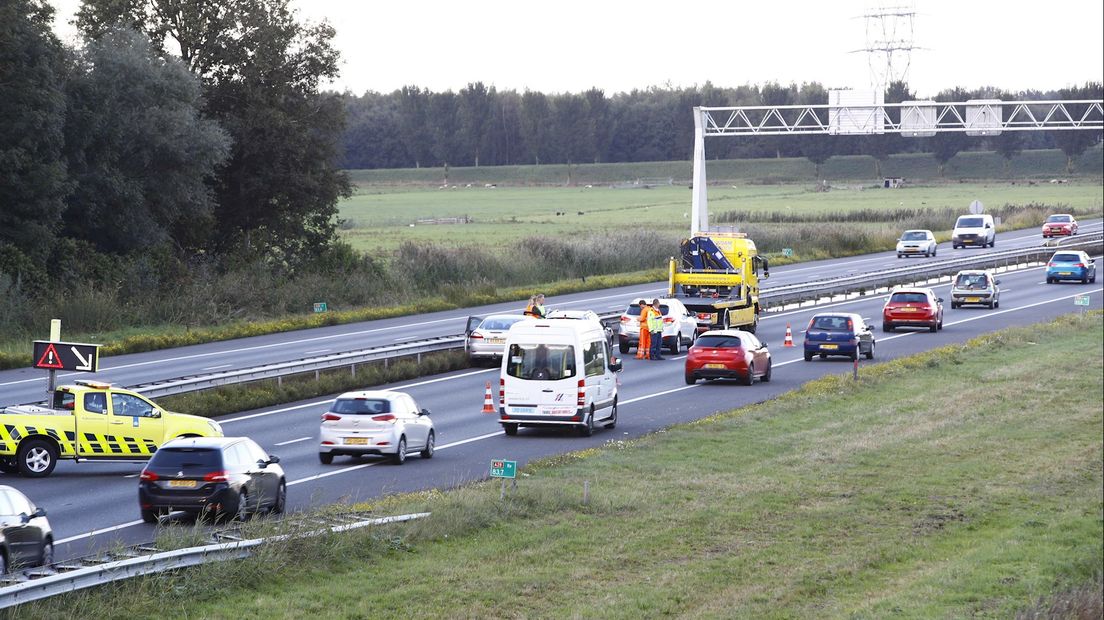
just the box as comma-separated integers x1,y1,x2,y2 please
276,436,313,446
202,364,232,370
57,520,144,545
303,349,330,355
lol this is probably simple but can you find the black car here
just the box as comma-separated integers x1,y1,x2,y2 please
0,485,53,574
138,437,286,523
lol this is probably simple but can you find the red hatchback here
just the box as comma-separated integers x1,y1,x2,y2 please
883,288,944,333
1042,214,1078,238
684,329,772,385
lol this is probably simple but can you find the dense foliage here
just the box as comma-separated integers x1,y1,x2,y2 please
339,81,1104,174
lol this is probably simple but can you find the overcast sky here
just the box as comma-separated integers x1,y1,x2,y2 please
50,0,1103,98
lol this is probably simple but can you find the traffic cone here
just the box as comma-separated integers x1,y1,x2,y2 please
481,381,496,413
783,323,794,347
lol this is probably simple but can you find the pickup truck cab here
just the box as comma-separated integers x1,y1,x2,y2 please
0,380,223,477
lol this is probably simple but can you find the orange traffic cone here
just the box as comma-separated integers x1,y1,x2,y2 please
783,323,794,347
481,381,496,413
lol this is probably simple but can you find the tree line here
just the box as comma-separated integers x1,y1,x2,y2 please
1,0,350,298
339,81,1103,175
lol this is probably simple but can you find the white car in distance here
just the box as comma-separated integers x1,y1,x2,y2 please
319,391,435,465
896,229,937,258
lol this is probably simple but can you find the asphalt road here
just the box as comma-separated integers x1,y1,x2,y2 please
1,219,1099,407
6,249,1101,564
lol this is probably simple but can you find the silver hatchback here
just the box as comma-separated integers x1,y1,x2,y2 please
465,314,525,364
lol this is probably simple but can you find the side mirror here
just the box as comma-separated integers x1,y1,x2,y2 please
419,408,431,416
937,298,944,303
994,279,1001,285
609,359,623,372
151,409,162,418
32,507,47,519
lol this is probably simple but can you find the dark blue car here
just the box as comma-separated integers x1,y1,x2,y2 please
1046,251,1097,284
803,313,875,361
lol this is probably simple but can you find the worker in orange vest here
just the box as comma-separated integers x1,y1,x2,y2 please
636,299,652,359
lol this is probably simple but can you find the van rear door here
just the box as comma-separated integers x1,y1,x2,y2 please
502,340,580,417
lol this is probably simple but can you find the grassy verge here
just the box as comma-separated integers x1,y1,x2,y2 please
17,313,1102,619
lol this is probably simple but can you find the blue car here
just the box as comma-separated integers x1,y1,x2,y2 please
1046,251,1097,284
803,312,875,361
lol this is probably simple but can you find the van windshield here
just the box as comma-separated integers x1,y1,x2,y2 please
505,343,576,381
957,217,984,228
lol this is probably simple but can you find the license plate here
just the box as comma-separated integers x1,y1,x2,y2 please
486,338,505,344
820,344,839,350
704,363,726,369
344,437,368,445
899,307,917,312
168,480,197,488
966,297,980,303
1059,272,1071,275
510,406,535,414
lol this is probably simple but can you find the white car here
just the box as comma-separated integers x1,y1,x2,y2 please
896,229,937,258
617,298,698,355
544,309,615,347
319,391,435,465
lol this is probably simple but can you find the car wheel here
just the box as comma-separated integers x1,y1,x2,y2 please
1091,273,1097,284
897,253,902,259
929,322,938,333
141,508,161,524
990,238,995,248
994,300,1000,308
932,247,937,257
761,359,772,383
1046,277,1053,284
951,302,958,309
391,436,407,465
420,431,435,459
603,398,618,429
578,409,594,437
618,340,630,354
865,342,875,360
721,310,731,330
669,334,681,355
319,452,333,465
271,480,287,514
819,353,827,359
1082,274,1089,284
803,351,813,361
684,372,696,385
743,363,755,386
235,490,251,522
17,439,58,478
0,457,17,474
502,423,518,436
40,539,53,567
883,322,893,332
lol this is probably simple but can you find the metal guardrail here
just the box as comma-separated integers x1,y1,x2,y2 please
22,236,1102,404
0,511,430,610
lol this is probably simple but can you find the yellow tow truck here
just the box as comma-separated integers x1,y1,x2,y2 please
668,231,769,333
0,380,222,477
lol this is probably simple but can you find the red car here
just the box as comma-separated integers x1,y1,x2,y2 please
883,288,943,333
1042,214,1078,238
684,329,772,385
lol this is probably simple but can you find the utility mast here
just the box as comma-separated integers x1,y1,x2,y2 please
852,4,920,91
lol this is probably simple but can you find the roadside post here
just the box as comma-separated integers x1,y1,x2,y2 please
47,319,60,395
1074,294,1090,318
490,459,517,499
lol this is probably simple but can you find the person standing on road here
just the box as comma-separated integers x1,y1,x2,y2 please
636,299,651,359
524,294,546,318
648,298,665,360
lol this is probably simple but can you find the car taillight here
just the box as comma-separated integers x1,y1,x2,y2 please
1072,263,1085,268
846,319,853,330
372,414,396,422
1047,262,1056,267
322,413,341,422
499,378,505,403
663,317,674,324
697,312,712,321
469,332,484,340
139,470,158,481
577,379,586,406
204,471,229,482
620,315,631,323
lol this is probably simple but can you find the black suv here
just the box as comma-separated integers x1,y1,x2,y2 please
138,437,286,523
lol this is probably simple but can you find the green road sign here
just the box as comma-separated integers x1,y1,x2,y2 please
490,459,517,479
782,248,794,257
313,302,328,313
1074,295,1090,306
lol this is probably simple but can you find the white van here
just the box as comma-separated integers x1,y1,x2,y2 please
499,319,622,437
952,214,996,249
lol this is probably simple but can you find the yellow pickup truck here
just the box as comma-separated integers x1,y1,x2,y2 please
0,380,222,477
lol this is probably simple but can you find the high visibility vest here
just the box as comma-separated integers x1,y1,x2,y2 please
647,309,664,332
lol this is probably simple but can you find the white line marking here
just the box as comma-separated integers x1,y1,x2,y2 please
303,349,330,355
56,520,144,545
201,364,232,370
275,436,313,446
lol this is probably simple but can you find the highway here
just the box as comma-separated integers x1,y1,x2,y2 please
0,223,1101,564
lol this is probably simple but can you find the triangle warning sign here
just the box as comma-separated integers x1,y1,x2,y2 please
36,343,64,369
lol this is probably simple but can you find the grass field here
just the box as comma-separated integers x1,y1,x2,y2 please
21,314,1102,619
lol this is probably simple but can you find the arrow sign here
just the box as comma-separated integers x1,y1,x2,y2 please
33,340,101,373
72,346,93,371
